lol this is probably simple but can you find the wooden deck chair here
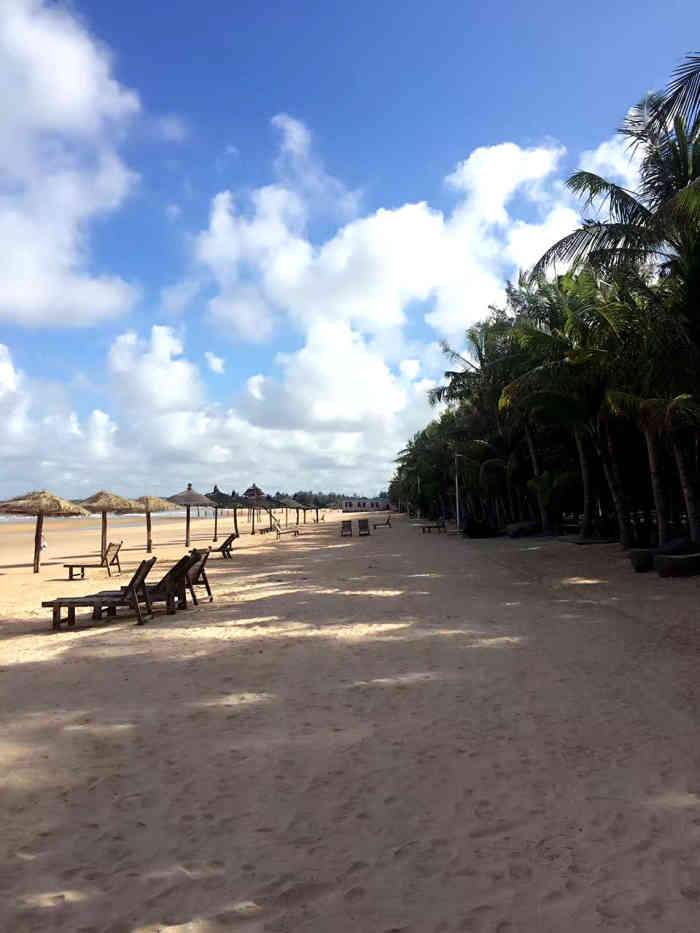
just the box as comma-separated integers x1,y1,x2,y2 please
211,531,238,559
98,551,200,615
373,516,392,529
42,557,156,630
341,520,353,537
64,540,123,579
187,548,213,604
358,518,371,536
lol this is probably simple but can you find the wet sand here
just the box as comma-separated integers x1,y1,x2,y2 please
2,516,700,931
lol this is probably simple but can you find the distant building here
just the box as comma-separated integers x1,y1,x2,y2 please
341,496,390,512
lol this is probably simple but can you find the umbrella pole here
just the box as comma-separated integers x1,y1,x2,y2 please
285,507,288,527
296,508,299,525
33,512,44,573
304,509,307,524
186,505,191,548
252,508,255,535
101,511,107,563
146,511,152,553
214,507,218,542
234,507,239,536
316,507,319,523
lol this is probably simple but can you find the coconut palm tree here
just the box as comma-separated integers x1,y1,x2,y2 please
534,96,700,349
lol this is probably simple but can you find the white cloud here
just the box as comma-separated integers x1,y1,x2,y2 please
399,359,420,380
0,0,141,326
271,112,361,219
204,351,225,374
579,135,642,192
109,326,203,414
192,127,576,344
5,113,637,498
153,114,188,142
161,278,201,315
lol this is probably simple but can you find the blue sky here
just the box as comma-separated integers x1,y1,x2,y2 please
1,0,698,499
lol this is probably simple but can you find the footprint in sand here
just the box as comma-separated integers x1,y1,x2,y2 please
344,885,366,901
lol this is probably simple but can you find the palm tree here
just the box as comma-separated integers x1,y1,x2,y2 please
534,96,700,349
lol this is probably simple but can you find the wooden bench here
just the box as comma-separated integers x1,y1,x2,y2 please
341,520,352,537
276,524,300,539
64,540,123,579
43,557,156,629
358,518,370,536
421,521,446,533
373,515,392,529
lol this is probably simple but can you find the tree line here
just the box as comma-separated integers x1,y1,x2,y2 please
389,55,700,547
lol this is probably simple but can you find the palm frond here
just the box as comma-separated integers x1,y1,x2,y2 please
566,172,650,223
652,54,700,129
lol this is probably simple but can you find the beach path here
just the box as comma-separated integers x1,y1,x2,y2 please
2,516,700,931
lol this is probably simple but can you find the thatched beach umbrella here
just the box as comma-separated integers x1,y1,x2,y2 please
169,483,215,547
135,496,178,553
79,490,139,561
229,491,249,536
278,496,306,526
205,486,234,541
0,491,89,573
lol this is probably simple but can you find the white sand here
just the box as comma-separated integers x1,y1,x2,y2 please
2,515,700,931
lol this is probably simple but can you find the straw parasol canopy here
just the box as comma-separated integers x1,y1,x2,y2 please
205,486,235,541
0,490,89,573
130,495,178,553
277,495,309,526
169,483,215,547
78,490,140,561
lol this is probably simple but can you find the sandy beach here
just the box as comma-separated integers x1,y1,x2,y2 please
3,514,700,931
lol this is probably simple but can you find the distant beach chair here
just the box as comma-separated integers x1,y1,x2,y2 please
341,520,353,537
373,515,392,529
358,518,370,536
421,520,446,534
187,548,213,604
42,557,157,630
211,531,238,558
64,540,123,579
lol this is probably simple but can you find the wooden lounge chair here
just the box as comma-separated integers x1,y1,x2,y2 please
211,531,238,558
421,520,446,533
64,540,123,579
97,551,200,616
373,515,392,529
654,552,700,577
341,520,352,537
358,518,370,536
186,548,213,604
628,536,692,572
42,557,157,630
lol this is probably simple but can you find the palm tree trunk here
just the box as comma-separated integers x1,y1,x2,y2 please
574,427,593,538
525,425,552,534
644,428,669,545
673,438,700,543
602,424,633,548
